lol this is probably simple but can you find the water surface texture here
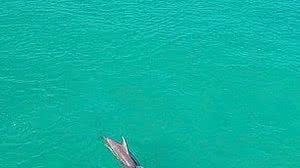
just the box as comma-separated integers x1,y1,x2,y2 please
0,0,299,167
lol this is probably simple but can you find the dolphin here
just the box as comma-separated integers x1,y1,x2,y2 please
102,136,143,168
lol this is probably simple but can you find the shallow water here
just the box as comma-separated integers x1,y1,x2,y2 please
0,0,299,167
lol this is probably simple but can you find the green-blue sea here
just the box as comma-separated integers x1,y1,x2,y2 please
0,0,299,167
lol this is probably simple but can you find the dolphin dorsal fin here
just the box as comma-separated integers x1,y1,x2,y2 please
121,136,129,154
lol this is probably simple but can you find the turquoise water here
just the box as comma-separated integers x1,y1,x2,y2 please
0,0,299,167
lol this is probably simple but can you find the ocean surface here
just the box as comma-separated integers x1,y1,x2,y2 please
0,0,299,167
